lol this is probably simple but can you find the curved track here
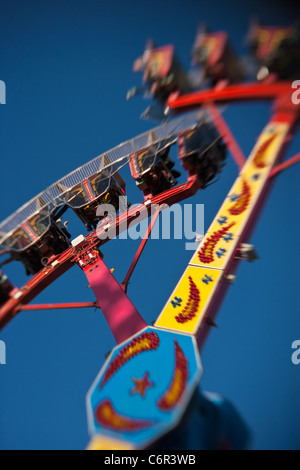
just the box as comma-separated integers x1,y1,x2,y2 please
0,81,297,331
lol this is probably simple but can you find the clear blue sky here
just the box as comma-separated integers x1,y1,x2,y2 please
0,0,299,450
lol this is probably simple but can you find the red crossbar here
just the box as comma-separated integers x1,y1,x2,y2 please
122,205,165,290
207,103,246,168
269,153,300,177
17,302,97,311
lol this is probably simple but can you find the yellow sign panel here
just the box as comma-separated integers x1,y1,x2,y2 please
155,266,222,334
156,121,290,334
87,435,135,450
190,122,289,269
190,175,248,269
246,122,289,173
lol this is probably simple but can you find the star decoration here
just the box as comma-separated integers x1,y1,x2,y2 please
217,215,228,225
229,193,239,202
130,371,154,398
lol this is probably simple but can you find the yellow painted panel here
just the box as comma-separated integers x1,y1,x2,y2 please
155,266,223,334
190,176,248,269
156,122,290,334
245,122,289,173
87,435,135,450
189,122,289,269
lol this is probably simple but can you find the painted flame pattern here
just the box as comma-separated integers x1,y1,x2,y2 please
198,222,235,264
175,276,200,324
228,179,251,216
253,132,278,168
100,331,160,388
157,340,188,411
95,399,152,432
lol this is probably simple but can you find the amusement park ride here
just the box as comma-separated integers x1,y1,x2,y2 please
1,21,300,450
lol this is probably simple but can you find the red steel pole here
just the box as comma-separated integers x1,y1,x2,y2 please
82,254,147,344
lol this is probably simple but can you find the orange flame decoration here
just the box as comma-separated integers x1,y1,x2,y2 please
228,179,251,216
99,331,160,388
198,222,235,264
95,399,153,432
253,132,278,168
157,340,188,411
175,276,200,324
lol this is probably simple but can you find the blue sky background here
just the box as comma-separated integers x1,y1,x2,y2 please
0,0,299,450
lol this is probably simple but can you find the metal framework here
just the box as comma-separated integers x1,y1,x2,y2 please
0,65,299,450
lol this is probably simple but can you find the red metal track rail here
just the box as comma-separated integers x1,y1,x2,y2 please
122,204,165,291
167,81,293,112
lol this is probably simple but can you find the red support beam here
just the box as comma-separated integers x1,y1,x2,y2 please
197,108,298,351
269,153,300,178
207,103,246,168
122,204,165,290
17,302,97,311
167,81,292,112
0,177,200,331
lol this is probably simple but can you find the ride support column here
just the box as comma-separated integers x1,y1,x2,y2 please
80,252,147,344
